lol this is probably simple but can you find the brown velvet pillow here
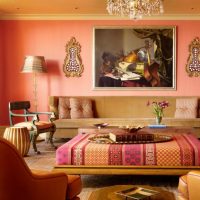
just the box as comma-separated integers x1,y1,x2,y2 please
58,97,71,119
174,98,198,118
70,98,93,119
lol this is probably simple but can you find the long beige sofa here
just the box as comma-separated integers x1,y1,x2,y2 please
49,96,200,138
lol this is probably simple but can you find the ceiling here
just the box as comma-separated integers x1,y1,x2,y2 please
0,0,200,20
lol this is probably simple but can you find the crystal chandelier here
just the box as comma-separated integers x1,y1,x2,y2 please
107,0,164,19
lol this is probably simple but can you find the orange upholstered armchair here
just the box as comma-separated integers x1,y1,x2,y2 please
0,137,82,200
178,170,200,200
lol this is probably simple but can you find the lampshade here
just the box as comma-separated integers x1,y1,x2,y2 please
21,56,47,73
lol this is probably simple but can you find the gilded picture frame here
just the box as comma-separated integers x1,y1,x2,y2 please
93,26,176,90
63,37,84,77
186,37,200,77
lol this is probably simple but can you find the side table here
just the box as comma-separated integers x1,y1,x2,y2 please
88,185,175,200
0,126,8,137
3,126,30,156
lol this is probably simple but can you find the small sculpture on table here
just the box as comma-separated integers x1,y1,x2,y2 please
94,123,109,129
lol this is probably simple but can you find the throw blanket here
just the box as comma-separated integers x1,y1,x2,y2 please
56,133,200,166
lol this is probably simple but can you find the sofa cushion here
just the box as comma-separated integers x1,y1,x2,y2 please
70,98,93,119
175,98,198,118
58,97,71,119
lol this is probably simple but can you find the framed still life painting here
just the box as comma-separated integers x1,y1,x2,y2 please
93,26,176,90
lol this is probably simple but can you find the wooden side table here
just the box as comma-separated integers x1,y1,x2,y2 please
88,185,175,200
3,126,30,156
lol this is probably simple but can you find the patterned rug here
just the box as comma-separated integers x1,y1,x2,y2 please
24,139,179,200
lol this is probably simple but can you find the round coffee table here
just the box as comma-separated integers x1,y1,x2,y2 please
88,185,175,200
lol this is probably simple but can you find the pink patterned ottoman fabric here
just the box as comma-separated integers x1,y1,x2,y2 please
56,133,200,166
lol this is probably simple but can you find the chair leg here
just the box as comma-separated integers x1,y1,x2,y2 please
32,133,40,154
49,131,57,149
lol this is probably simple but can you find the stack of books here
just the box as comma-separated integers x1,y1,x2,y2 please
109,131,154,142
148,124,167,128
116,186,159,200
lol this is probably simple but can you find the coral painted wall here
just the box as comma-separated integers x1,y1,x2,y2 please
0,20,200,125
0,22,3,124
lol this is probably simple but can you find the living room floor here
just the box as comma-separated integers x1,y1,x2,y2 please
24,139,179,199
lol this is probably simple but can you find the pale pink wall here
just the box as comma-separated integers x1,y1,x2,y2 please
0,20,200,125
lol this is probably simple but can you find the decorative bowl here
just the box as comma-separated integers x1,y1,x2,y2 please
93,123,109,128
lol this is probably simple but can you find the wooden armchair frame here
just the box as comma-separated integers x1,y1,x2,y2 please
9,101,56,154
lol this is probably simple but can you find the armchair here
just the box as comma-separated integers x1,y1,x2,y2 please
178,170,200,200
9,101,56,154
0,137,82,200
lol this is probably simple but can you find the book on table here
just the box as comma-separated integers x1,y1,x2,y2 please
109,131,154,142
116,186,159,200
148,124,167,128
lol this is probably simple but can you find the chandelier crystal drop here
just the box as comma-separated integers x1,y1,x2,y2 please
107,0,164,19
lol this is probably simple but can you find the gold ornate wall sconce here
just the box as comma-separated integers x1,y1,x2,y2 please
63,37,84,77
186,37,200,77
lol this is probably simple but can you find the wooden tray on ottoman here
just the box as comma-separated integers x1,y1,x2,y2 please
88,134,173,144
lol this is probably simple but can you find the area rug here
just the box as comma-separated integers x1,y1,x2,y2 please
24,139,179,200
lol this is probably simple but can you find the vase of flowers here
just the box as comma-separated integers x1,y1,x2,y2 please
155,116,162,125
147,100,169,125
